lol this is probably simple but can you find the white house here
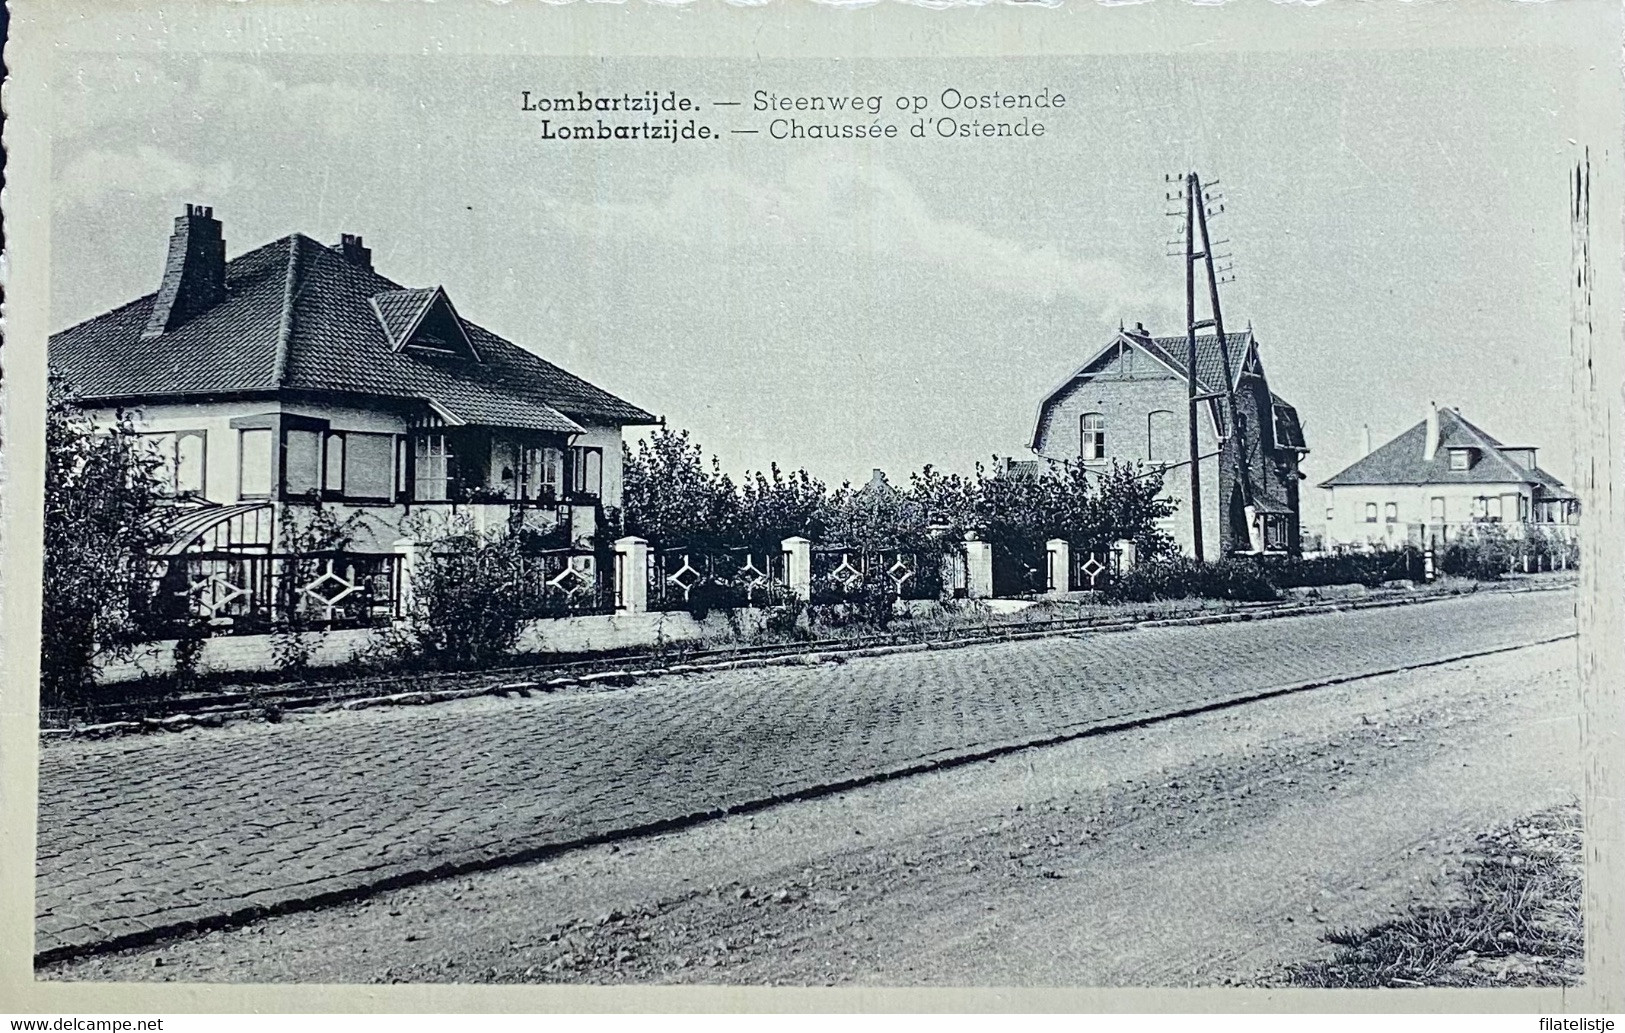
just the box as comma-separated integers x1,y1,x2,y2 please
50,205,658,555
49,205,658,630
1318,405,1579,550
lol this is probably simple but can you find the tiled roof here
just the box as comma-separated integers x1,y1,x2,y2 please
49,233,656,428
1033,327,1301,452
998,459,1043,481
1133,330,1254,397
370,288,439,350
1527,465,1578,501
428,388,580,434
1319,408,1572,493
1248,489,1296,516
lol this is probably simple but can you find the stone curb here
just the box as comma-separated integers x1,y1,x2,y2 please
32,628,1577,967
44,579,1573,743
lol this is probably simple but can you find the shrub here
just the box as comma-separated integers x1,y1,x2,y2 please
809,568,897,630
685,577,750,622
1262,547,1422,589
41,380,168,706
271,501,375,678
1105,557,1280,603
762,596,809,640
1439,525,1515,581
395,527,535,667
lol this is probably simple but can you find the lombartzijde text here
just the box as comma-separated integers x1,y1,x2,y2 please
518,86,1068,144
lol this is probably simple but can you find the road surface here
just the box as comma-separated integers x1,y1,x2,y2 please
37,587,1577,978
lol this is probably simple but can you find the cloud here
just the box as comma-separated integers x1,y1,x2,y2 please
52,146,239,212
541,156,1176,325
53,56,398,143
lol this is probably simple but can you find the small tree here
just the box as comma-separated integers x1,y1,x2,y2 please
394,519,535,667
41,379,168,705
969,459,1177,562
1440,523,1516,580
620,429,739,550
733,463,828,549
1085,462,1180,561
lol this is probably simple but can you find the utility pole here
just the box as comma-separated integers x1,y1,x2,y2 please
1182,177,1204,560
1168,171,1246,560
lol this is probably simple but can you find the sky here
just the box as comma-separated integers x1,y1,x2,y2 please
47,46,1587,490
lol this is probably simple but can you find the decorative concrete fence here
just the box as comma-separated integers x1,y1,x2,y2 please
609,534,1000,615
1045,539,1137,596
100,532,1137,685
146,549,403,638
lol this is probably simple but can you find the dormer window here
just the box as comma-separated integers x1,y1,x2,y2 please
371,286,481,362
1449,448,1474,471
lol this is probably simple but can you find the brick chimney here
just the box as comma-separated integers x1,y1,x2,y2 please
337,233,372,271
142,204,227,340
1423,401,1440,462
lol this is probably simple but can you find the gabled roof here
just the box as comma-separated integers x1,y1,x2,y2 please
1319,408,1573,493
1133,329,1255,397
1030,327,1294,450
49,233,656,428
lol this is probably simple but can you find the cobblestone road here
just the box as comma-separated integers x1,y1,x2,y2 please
36,589,1575,959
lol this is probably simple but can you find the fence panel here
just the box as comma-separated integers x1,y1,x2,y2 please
648,547,789,612
991,541,1045,598
515,549,615,617
809,547,944,601
1067,545,1122,591
147,551,402,637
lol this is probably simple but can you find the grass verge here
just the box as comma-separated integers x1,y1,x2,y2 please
1278,802,1584,988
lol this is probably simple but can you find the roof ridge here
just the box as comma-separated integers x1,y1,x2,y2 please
271,235,304,387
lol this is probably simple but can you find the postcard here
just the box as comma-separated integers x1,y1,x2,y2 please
2,0,1620,1014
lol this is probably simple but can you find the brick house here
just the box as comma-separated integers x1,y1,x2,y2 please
49,204,657,566
1028,322,1309,559
1318,405,1579,549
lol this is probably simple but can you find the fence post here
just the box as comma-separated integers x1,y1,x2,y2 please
1046,538,1071,595
963,533,994,599
615,536,649,613
781,536,812,602
392,538,418,618
1114,539,1137,572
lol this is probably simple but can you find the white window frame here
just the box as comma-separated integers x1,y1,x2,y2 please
140,429,208,497
414,433,453,502
237,428,274,500
571,445,604,498
1080,413,1106,462
339,432,396,503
